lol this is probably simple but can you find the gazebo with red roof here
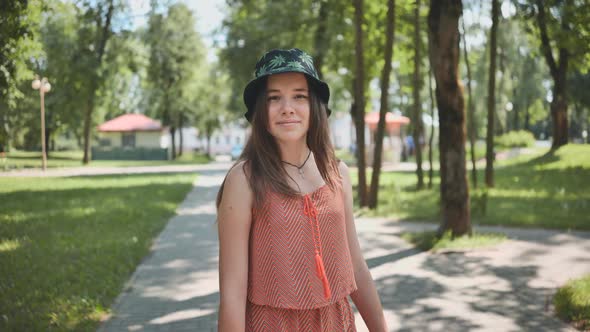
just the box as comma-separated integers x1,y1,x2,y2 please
93,114,169,160
364,111,411,164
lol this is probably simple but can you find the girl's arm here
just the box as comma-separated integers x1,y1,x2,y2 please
217,162,253,332
339,161,388,332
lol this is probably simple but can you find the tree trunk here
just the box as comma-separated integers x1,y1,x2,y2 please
412,0,424,190
551,68,568,149
535,0,569,149
461,14,477,188
82,98,94,163
524,97,531,131
496,48,506,134
178,113,184,157
427,60,435,189
206,122,213,158
313,0,329,78
485,0,499,187
368,0,395,208
513,86,519,130
428,0,471,236
170,126,176,160
45,126,51,158
82,0,115,164
353,0,368,207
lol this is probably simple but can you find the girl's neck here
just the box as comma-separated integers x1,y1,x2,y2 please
278,141,310,166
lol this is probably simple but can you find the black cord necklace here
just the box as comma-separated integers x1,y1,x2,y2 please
282,149,312,179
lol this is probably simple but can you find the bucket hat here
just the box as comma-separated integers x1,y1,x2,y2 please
243,48,331,122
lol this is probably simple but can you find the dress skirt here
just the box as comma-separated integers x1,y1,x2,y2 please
245,296,356,332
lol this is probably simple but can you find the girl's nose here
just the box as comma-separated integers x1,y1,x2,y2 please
281,99,296,114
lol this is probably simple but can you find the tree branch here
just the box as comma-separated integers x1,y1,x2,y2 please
535,0,558,79
97,0,114,64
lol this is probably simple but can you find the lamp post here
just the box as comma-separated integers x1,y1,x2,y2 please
32,76,51,171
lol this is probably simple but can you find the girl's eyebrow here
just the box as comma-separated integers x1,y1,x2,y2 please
267,88,308,93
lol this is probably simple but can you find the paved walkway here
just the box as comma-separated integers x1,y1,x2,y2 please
97,169,590,332
0,163,235,178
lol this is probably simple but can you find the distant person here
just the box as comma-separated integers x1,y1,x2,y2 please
216,48,387,331
0,143,5,162
405,135,415,156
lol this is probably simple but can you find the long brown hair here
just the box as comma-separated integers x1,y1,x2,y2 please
216,75,340,209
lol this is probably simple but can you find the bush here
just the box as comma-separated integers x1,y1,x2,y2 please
495,130,536,149
554,274,590,330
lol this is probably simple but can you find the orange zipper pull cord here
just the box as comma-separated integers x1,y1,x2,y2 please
304,194,332,299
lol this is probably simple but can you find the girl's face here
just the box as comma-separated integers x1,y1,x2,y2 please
266,72,310,144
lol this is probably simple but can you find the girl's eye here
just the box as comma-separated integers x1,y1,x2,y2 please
267,95,280,102
295,94,308,100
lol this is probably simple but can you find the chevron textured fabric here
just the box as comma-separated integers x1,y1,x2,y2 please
246,296,356,331
246,183,357,330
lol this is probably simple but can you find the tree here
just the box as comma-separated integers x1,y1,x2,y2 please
0,0,30,105
412,0,425,190
312,0,330,78
428,0,471,236
0,0,43,150
534,1,567,148
195,65,229,157
39,1,88,153
79,0,117,164
461,15,477,188
353,0,368,207
485,0,499,187
427,61,436,189
146,3,205,159
515,0,590,148
368,0,395,208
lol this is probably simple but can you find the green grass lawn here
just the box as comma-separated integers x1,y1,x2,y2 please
0,150,211,171
554,274,590,331
353,144,590,231
0,173,196,331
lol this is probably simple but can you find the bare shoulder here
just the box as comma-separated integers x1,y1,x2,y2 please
220,160,253,208
225,160,250,187
338,160,352,183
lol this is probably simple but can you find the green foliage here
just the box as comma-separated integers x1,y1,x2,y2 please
145,3,206,128
554,274,590,331
219,0,319,113
515,0,590,74
354,145,590,230
401,231,507,252
193,64,232,155
0,173,195,330
494,130,535,149
219,0,400,116
0,0,40,103
0,0,44,148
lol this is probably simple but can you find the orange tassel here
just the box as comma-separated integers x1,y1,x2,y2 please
315,253,332,299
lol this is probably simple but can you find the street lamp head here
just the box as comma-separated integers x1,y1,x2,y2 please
43,82,51,93
32,78,41,90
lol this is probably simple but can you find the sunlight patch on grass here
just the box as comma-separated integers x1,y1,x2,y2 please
0,238,23,252
354,144,590,230
401,231,508,252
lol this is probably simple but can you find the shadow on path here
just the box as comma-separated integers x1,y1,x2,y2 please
98,169,226,332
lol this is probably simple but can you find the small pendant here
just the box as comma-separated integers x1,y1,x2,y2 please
298,168,305,179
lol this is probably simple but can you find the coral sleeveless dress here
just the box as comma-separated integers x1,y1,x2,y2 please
246,184,358,331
